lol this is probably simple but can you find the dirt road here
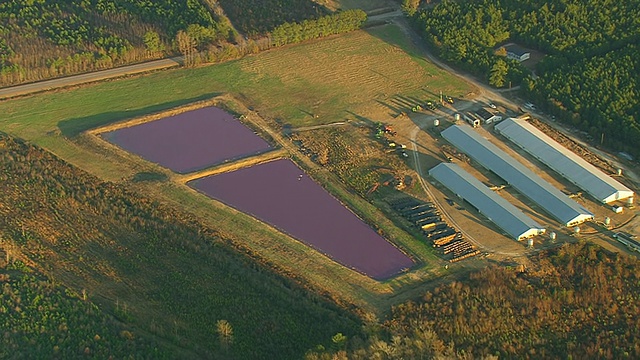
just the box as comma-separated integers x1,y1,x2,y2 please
0,57,182,100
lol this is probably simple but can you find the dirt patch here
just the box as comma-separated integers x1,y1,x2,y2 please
290,124,419,197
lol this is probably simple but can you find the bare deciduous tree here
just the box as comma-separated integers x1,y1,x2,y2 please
175,31,197,67
216,319,233,349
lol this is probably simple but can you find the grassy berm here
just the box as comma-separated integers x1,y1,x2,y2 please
0,133,360,359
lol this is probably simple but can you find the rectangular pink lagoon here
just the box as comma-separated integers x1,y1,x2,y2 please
188,159,415,280
102,107,273,173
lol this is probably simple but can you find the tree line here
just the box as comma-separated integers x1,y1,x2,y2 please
0,0,233,86
178,9,368,67
406,0,640,156
526,43,640,156
306,242,640,359
271,9,367,47
218,0,329,37
0,1,367,87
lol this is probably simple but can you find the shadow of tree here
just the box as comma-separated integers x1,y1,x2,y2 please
58,93,221,137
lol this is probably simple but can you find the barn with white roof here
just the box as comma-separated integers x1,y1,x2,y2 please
441,124,594,227
495,118,634,204
429,162,546,241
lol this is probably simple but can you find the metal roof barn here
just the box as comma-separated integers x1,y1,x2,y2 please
441,125,594,227
429,163,546,241
495,118,634,204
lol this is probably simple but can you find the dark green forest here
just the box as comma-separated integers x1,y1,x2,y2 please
0,133,359,359
308,242,640,359
271,9,367,46
0,266,170,359
407,0,640,156
218,0,329,37
182,9,368,66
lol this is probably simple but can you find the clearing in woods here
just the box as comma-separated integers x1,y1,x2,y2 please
0,24,474,311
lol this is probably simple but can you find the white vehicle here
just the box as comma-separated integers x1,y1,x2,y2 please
488,102,497,109
524,102,536,110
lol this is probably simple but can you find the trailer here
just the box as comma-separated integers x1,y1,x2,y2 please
400,203,433,215
415,216,443,227
450,250,480,262
430,228,456,241
613,232,640,253
443,239,473,254
432,233,458,246
406,209,438,222
429,226,455,237
389,197,419,209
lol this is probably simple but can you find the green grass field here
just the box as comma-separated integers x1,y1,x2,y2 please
0,24,469,140
0,24,471,183
0,24,472,312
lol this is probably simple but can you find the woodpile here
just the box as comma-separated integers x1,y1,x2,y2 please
388,195,480,262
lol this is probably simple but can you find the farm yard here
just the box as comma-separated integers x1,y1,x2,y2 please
189,158,415,280
7,14,631,323
100,106,273,173
0,20,489,315
1,0,639,357
405,109,637,256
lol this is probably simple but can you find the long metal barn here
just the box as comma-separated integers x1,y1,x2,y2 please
429,162,546,240
495,118,634,204
441,125,594,227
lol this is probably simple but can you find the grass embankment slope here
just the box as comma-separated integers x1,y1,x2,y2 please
0,134,359,359
0,24,472,311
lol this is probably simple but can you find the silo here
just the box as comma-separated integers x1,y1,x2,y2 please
434,119,440,127
527,238,534,248
573,226,581,235
549,232,557,241
627,197,634,206
454,113,461,122
604,217,611,227
617,168,623,176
